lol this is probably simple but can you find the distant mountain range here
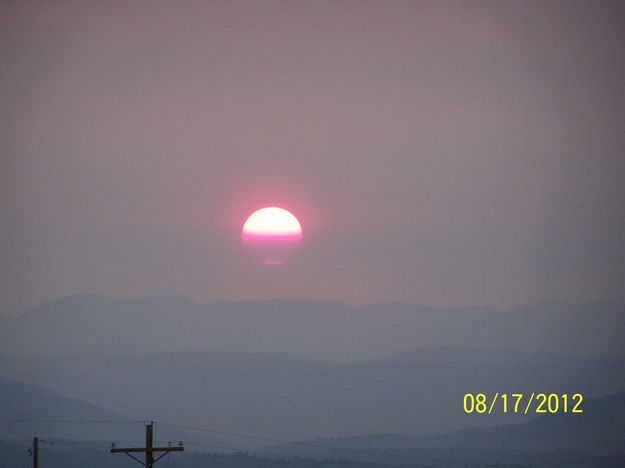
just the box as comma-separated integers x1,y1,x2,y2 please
2,346,624,443
0,437,415,468
0,377,120,422
1,295,624,452
0,377,188,444
264,392,625,467
0,377,129,442
2,377,624,467
1,295,624,360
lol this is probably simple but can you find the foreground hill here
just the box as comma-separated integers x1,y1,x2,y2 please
2,296,624,445
0,378,188,444
0,439,428,468
1,295,624,360
2,391,624,467
0,377,130,442
265,392,625,467
2,348,624,443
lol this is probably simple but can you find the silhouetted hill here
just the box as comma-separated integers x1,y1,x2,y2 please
0,439,424,468
0,378,189,444
2,296,624,446
0,377,121,421
1,295,624,360
2,389,624,467
264,392,625,467
0,377,129,441
420,391,625,454
2,348,624,443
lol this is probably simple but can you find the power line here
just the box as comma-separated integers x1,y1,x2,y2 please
0,417,500,466
0,418,145,424
158,421,461,466
111,422,183,468
2,418,461,465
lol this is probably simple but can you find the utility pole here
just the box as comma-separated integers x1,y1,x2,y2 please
111,422,183,467
146,422,154,467
32,437,38,468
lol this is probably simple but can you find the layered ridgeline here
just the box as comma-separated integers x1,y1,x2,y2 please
5,348,625,441
0,439,406,468
263,392,625,467
1,295,624,360
1,382,624,468
0,378,189,444
1,296,624,448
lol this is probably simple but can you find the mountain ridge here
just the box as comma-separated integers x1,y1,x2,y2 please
263,392,625,466
2,347,624,443
1,295,624,361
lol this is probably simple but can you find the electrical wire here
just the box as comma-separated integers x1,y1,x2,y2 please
0,417,505,466
0,418,146,424
158,421,462,466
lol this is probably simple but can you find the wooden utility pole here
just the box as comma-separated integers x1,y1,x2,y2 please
146,422,154,467
111,422,183,467
32,437,38,468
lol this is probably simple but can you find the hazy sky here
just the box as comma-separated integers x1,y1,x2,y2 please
2,0,624,314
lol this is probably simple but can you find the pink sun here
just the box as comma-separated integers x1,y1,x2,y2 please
242,207,303,265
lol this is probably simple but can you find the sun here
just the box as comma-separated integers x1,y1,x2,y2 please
242,207,302,265
242,207,302,241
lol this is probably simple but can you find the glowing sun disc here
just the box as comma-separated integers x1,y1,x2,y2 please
242,207,302,265
242,207,303,242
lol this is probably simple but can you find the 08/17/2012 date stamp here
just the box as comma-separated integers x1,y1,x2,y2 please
463,393,583,414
